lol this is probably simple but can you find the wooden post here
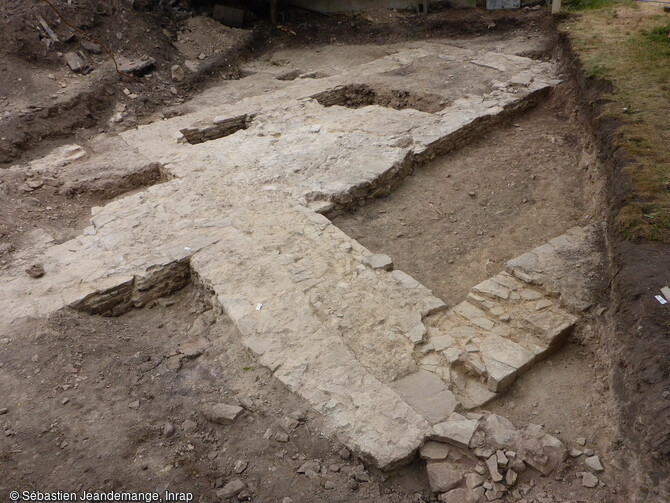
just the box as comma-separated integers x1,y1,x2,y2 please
270,0,277,25
552,0,562,14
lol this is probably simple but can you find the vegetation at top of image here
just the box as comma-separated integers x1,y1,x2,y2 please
562,0,670,241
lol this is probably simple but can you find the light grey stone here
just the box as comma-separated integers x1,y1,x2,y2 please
465,472,485,489
201,403,244,424
581,472,599,488
420,441,451,461
585,455,604,472
391,370,457,424
486,454,503,482
363,254,393,271
426,462,463,493
432,413,479,448
439,488,469,503
216,479,245,499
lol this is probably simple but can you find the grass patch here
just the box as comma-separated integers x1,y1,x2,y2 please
562,0,670,241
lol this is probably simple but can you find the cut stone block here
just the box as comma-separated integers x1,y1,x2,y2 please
524,310,576,347
483,357,517,392
479,334,535,373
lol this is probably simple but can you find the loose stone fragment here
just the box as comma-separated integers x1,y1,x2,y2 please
510,459,526,472
181,419,197,433
467,487,485,503
420,441,451,461
171,64,185,82
581,472,599,488
279,416,299,432
298,460,320,474
432,413,479,448
362,254,393,271
482,414,518,449
119,57,156,75
201,403,244,424
486,454,503,482
217,479,245,499
26,264,45,278
516,424,566,475
465,472,485,489
439,488,468,503
496,449,508,468
234,460,248,474
585,455,604,472
426,462,463,493
64,52,85,72
505,468,517,486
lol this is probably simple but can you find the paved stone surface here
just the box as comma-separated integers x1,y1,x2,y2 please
0,43,586,468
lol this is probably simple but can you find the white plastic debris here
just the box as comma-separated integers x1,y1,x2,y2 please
655,295,667,305
256,303,263,311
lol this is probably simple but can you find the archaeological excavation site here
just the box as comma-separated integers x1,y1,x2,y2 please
1,0,669,502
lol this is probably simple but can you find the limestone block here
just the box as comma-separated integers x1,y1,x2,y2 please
432,413,480,448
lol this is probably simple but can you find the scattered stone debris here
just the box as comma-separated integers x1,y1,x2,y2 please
163,422,175,437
